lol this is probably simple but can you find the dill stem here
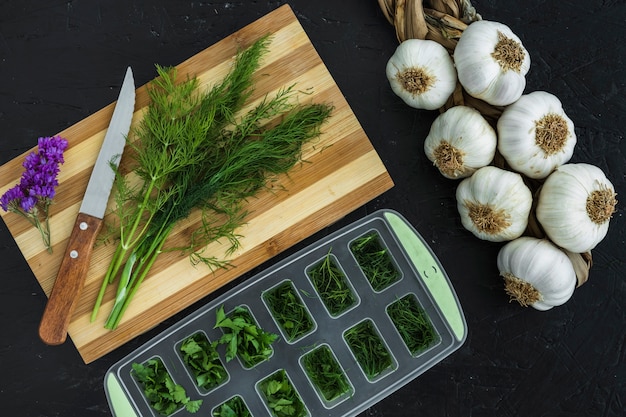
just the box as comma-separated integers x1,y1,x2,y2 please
110,178,159,280
91,179,159,322
90,243,123,322
104,222,173,329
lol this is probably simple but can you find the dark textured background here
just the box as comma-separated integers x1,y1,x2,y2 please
1,1,624,416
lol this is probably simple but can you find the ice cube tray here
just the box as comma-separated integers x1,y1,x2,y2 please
104,209,467,417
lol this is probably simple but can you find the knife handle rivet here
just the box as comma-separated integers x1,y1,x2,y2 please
70,250,79,259
79,222,89,231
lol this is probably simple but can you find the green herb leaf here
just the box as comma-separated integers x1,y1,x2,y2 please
214,305,278,367
259,370,306,417
301,345,352,402
179,332,227,390
213,396,251,417
132,358,203,415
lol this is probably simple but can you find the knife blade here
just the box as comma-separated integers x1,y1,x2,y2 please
39,67,136,345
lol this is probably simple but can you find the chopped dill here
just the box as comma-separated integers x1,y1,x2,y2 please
350,231,400,291
344,319,394,380
387,294,439,355
263,281,315,342
301,345,352,403
307,250,356,317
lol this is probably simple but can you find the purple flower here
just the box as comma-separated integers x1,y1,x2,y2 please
4,135,68,211
20,194,38,212
0,135,68,253
0,185,24,211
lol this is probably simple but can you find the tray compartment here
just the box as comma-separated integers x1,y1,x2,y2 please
211,395,252,417
215,304,278,369
176,331,229,394
343,318,397,382
256,369,310,417
305,251,359,318
349,229,402,292
131,355,200,417
386,293,440,357
299,343,354,408
262,279,317,343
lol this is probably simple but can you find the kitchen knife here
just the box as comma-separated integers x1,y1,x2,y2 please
39,67,136,345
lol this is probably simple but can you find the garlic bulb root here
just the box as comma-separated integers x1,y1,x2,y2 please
456,166,532,242
497,91,576,179
502,274,541,307
424,106,497,179
536,163,617,253
386,39,458,110
497,237,577,311
453,20,530,106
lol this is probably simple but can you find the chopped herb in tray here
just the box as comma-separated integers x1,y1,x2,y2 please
387,294,439,355
214,305,278,368
213,395,251,417
307,250,356,316
259,369,307,417
179,332,228,391
301,345,352,404
131,358,202,415
344,319,394,381
263,281,315,341
350,231,400,291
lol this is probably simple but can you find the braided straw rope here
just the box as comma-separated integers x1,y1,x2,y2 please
378,0,592,286
378,0,480,48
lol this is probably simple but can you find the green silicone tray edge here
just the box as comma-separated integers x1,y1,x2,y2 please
384,210,467,342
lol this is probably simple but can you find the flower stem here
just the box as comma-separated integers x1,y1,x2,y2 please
33,211,52,253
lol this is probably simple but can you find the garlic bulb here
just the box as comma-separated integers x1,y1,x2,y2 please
497,91,576,179
536,163,617,253
424,106,497,179
386,39,457,110
456,166,532,242
453,20,530,106
497,237,577,311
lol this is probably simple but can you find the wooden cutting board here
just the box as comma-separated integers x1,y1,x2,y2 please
0,4,393,364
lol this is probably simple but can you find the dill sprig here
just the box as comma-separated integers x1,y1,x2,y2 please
91,35,333,329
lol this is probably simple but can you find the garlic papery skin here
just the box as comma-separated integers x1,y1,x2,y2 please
497,237,577,311
536,163,617,253
456,166,532,242
453,20,530,106
424,106,497,179
386,39,457,110
497,91,577,179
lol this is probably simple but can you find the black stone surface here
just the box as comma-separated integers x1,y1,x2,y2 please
0,1,624,416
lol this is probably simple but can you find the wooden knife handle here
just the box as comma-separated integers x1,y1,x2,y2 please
39,212,103,345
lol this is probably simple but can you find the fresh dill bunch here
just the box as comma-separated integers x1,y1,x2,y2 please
92,35,272,323
91,35,334,330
